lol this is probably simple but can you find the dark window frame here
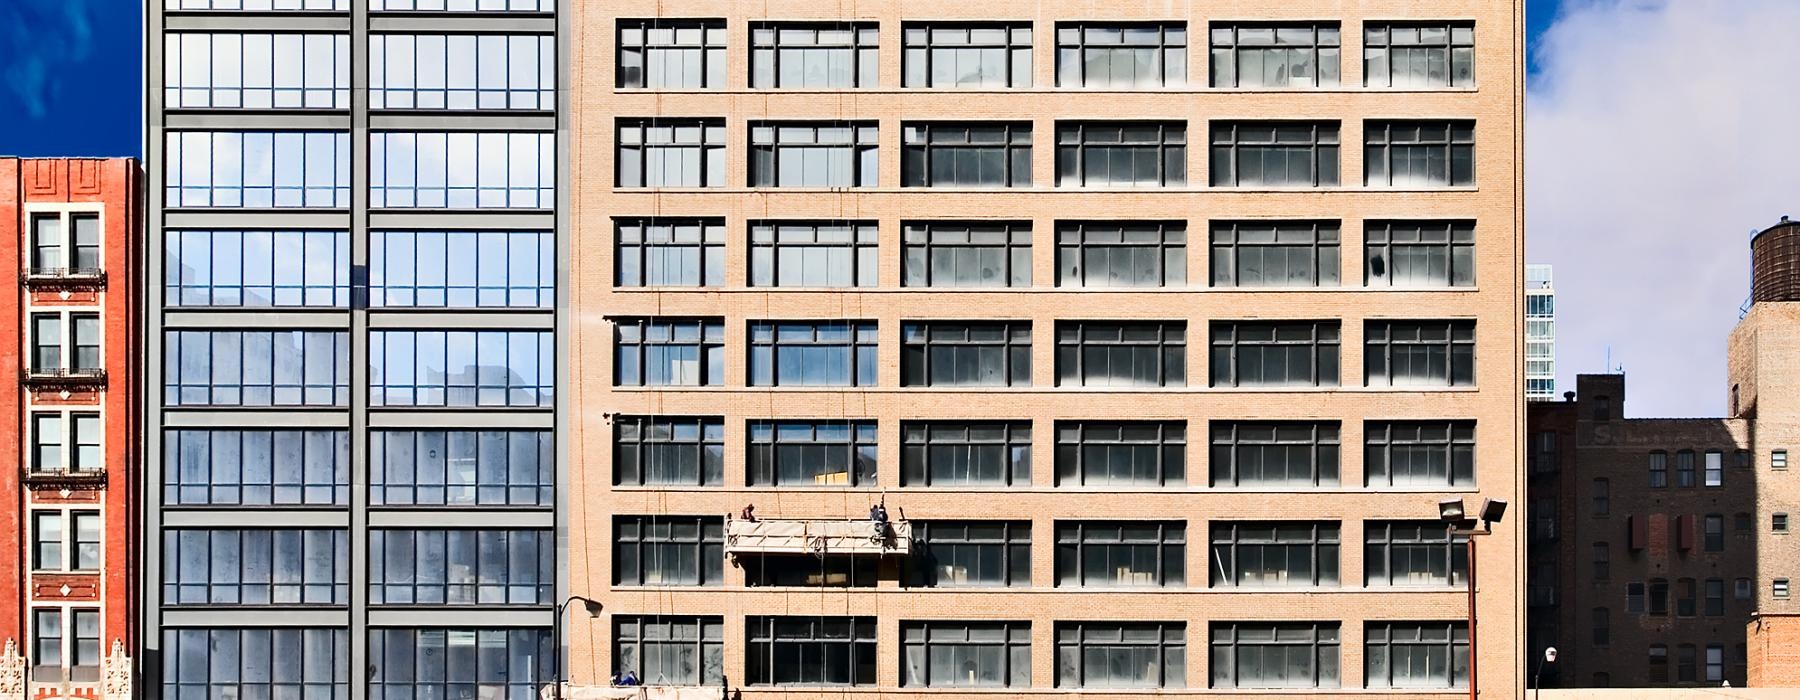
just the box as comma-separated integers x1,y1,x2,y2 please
1209,521,1341,588
1209,121,1341,187
902,122,1033,188
1054,421,1187,487
1209,320,1341,388
1209,421,1341,488
612,317,725,387
902,321,1032,388
614,218,725,288
1054,520,1186,588
901,221,1032,288
1055,121,1188,187
613,415,725,487
1363,320,1476,387
613,515,727,586
1055,321,1188,388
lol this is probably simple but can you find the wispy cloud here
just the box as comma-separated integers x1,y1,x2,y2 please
0,0,97,119
1528,0,1800,417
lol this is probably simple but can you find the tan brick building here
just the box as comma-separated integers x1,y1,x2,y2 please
567,1,1526,697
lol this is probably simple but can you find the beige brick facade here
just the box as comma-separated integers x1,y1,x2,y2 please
567,1,1526,697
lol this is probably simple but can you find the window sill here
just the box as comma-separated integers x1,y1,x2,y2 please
612,87,1482,96
613,186,1484,195
609,584,1470,595
606,485,1484,495
606,386,1484,395
610,286,1485,294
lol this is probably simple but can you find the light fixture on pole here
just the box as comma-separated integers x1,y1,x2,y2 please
1534,646,1558,698
1439,497,1507,700
553,596,604,700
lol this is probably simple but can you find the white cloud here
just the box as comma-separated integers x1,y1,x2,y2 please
1528,0,1800,416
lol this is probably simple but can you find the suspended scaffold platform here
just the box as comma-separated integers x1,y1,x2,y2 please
724,517,912,557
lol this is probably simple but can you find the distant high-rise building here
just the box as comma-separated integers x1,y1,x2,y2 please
1527,264,1557,401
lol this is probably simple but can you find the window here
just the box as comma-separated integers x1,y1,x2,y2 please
1707,644,1725,683
164,330,349,407
1209,321,1340,388
370,330,553,407
1055,621,1186,688
902,222,1032,288
28,212,102,276
1778,513,1791,533
902,621,1031,688
1592,542,1609,580
1626,582,1645,613
1677,578,1697,616
369,230,554,308
162,529,349,605
748,321,879,386
614,416,724,487
746,617,877,686
1705,514,1725,551
372,0,553,10
1365,421,1476,487
371,430,551,507
613,318,725,387
368,629,552,699
1594,395,1613,421
1210,221,1339,287
617,20,725,89
165,230,351,307
615,218,724,287
614,516,725,586
1210,622,1340,689
1364,622,1468,689
751,23,878,88
1055,122,1187,187
1736,449,1752,468
1209,421,1340,488
369,131,555,208
1210,522,1339,587
166,131,350,208
1678,644,1697,682
1593,478,1610,516
1055,422,1186,487
1055,521,1185,587
1649,644,1669,683
1210,122,1340,187
1057,221,1187,287
742,553,876,588
1675,451,1697,486
30,608,99,682
1778,579,1791,598
166,0,349,10
29,315,59,371
750,122,879,187
1706,578,1726,616
1364,220,1476,287
903,122,1031,188
1365,121,1475,187
1738,512,1754,532
1650,451,1669,488
1705,450,1724,486
370,34,554,110
1738,578,1753,601
901,422,1031,486
748,421,878,486
616,119,725,188
1363,320,1476,387
907,521,1031,587
26,313,100,373
370,529,552,604
750,221,878,287
165,429,349,506
1364,22,1475,88
1776,450,1789,470
1056,24,1186,87
904,24,1032,87
162,629,349,699
1364,521,1467,586
31,511,99,571
613,616,725,687
164,33,351,109
1210,23,1341,88
1055,322,1188,388
1592,608,1609,646
31,413,100,474
1650,579,1670,615
903,322,1031,387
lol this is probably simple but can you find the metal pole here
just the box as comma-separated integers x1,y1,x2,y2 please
1467,534,1478,700
554,600,565,700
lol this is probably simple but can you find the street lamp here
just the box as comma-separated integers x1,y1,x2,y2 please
553,595,604,700
1439,497,1507,700
1534,646,1558,698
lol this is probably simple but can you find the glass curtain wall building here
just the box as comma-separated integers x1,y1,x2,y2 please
1526,264,1556,401
144,2,565,698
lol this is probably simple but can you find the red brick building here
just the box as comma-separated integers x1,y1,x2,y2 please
0,158,138,700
